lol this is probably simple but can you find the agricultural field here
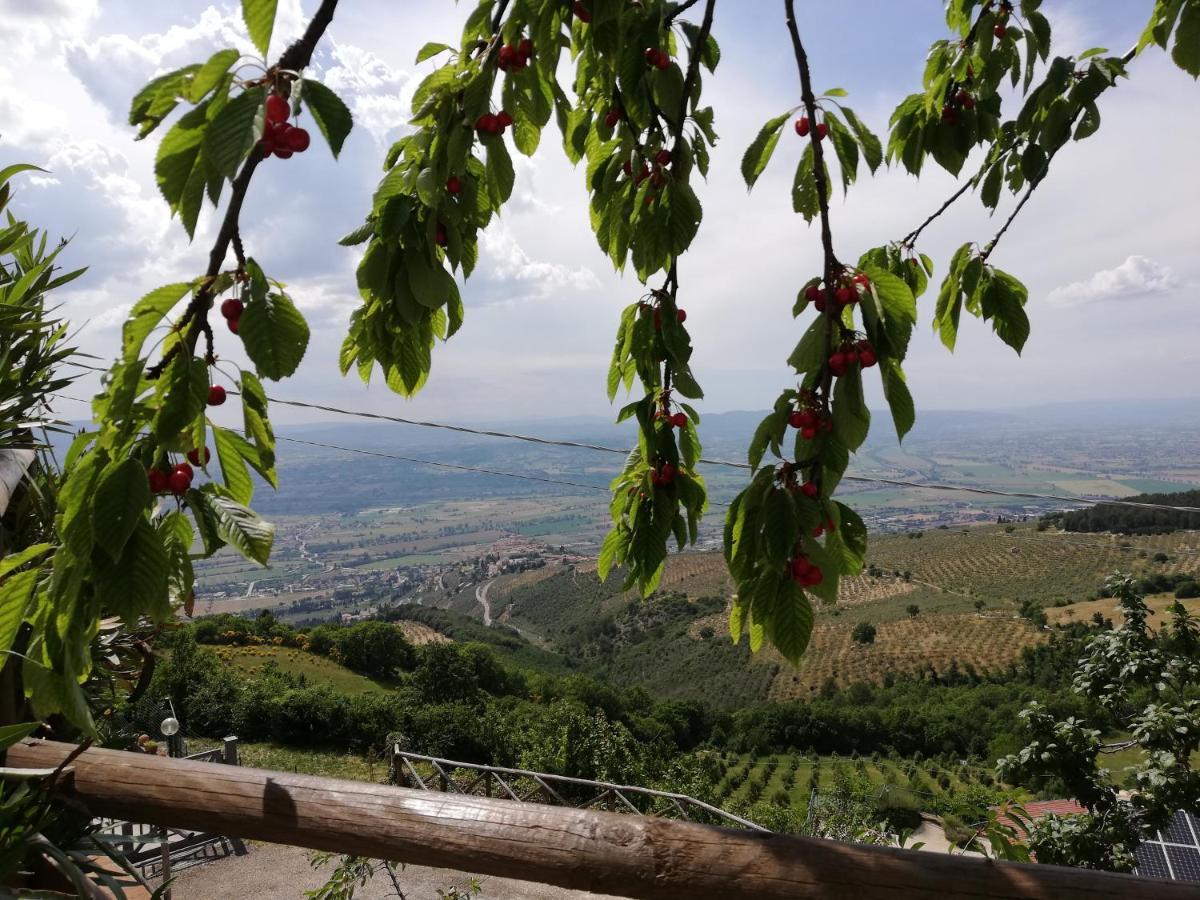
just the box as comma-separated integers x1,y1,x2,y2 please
208,645,389,695
1046,595,1200,629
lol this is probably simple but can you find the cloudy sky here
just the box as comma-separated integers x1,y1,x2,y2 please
1,0,1196,430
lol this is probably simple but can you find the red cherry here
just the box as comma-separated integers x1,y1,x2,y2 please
671,412,688,428
858,345,877,368
844,350,860,368
653,309,662,330
795,117,810,137
274,147,294,159
676,308,687,323
828,352,848,377
260,136,276,155
605,107,622,129
285,127,310,153
173,462,194,482
801,426,817,441
994,23,1007,38
435,224,447,247
804,284,823,303
147,468,168,493
635,164,650,185
220,298,243,320
498,46,516,70
650,470,662,486
801,481,819,498
815,122,828,140
941,105,959,125
644,47,660,65
207,385,226,406
228,316,240,335
852,273,870,288
814,293,827,312
812,523,824,537
476,114,499,134
573,1,591,23
168,471,192,496
799,410,818,429
496,110,514,129
835,286,856,306
791,556,812,580
518,38,533,59
265,94,290,125
655,148,672,167
804,566,824,586
446,176,462,194
656,51,670,70
660,463,676,483
789,411,804,429
186,447,211,467
962,94,976,110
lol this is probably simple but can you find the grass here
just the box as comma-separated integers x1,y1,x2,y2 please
235,742,389,782
209,645,388,695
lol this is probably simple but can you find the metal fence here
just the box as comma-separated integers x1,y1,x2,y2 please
389,746,766,832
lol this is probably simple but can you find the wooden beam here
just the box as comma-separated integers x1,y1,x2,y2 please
8,740,1190,900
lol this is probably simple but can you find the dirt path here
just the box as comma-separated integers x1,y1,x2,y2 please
476,578,494,626
171,841,629,899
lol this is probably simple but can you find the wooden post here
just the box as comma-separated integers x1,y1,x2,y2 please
7,739,1189,900
222,736,239,767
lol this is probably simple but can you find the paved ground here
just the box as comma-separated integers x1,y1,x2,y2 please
170,841,631,899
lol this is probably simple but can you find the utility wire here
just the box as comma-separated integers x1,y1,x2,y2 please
53,371,1200,515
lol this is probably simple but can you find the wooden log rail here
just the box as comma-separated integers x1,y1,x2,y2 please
7,739,1192,900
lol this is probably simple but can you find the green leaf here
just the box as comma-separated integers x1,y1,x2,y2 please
791,145,821,221
485,139,515,205
92,458,152,560
242,0,278,56
0,544,52,581
205,86,265,177
841,106,883,172
825,113,859,192
740,112,789,190
787,317,828,374
239,290,310,380
767,580,814,664
416,42,454,63
981,269,1031,354
124,283,191,359
154,353,209,440
302,80,354,158
880,358,916,441
214,425,254,504
0,569,38,659
200,493,274,566
763,488,798,564
188,48,239,102
1174,1,1200,77
94,517,171,624
0,722,38,752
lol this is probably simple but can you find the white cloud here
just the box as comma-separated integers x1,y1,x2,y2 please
320,43,415,144
479,224,601,297
1047,255,1179,307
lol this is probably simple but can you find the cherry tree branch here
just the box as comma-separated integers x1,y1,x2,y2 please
783,0,839,422
148,0,342,377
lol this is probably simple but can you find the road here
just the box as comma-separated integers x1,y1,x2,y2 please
476,579,494,626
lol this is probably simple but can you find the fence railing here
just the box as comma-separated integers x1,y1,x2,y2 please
389,746,766,832
10,738,1191,900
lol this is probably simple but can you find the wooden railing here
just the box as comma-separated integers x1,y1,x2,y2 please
7,739,1192,900
390,747,766,831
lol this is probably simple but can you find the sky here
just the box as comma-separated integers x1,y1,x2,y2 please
1,0,1197,431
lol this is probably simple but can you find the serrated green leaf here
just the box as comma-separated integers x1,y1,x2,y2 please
92,458,151,560
242,0,278,56
841,106,883,172
416,42,454,63
485,138,515,205
741,112,789,190
0,569,38,659
188,48,239,102
205,86,264,177
214,425,254,504
1173,1,1200,77
154,353,209,440
880,358,915,441
123,283,192,359
302,79,354,158
767,579,814,664
199,492,274,566
238,289,310,380
94,516,171,624
763,488,798,564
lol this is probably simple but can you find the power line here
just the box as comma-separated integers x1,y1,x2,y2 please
52,373,1200,515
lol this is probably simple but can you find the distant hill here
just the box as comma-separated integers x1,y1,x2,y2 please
1051,489,1200,535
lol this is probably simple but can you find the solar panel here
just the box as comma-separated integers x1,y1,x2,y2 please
1134,811,1200,883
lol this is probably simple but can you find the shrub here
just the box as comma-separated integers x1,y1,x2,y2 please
851,622,877,645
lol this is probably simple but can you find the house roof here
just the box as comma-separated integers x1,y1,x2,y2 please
993,799,1087,839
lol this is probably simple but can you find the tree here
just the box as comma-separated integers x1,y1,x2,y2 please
334,621,415,679
906,604,920,618
851,622,877,645
998,576,1200,871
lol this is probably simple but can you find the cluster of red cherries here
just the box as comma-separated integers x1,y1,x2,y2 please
992,1,1013,37
621,147,674,205
789,404,833,441
650,461,677,487
637,301,687,329
804,271,870,312
654,407,690,429
220,297,244,334
147,445,212,496
497,37,534,72
260,94,310,158
794,116,828,140
644,47,670,70
941,87,977,125
475,110,514,136
790,554,823,586
828,339,878,377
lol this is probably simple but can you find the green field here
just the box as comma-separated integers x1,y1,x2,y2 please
210,645,388,695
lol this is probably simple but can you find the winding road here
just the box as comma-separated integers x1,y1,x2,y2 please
476,579,494,626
